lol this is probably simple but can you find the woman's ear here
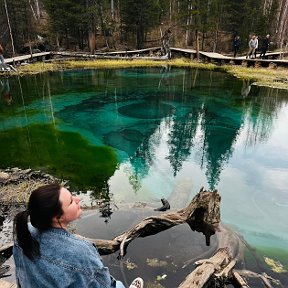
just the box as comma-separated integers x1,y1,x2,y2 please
51,215,63,227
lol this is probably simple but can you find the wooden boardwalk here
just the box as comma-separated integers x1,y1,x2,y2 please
1,48,288,70
4,52,52,65
170,47,288,67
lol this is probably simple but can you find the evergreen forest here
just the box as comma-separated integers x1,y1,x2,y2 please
0,0,288,56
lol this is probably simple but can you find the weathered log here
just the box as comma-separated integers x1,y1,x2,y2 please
232,271,250,287
178,247,230,288
215,259,236,278
88,187,221,256
177,248,275,288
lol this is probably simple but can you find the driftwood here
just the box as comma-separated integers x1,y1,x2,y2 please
178,248,277,288
87,187,221,257
178,247,230,288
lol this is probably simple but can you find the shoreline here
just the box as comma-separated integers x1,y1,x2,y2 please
3,59,288,91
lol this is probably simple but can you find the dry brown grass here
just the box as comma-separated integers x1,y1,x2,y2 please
222,65,288,90
0,180,47,203
13,58,288,90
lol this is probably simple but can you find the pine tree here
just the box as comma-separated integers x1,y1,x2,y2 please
120,0,164,48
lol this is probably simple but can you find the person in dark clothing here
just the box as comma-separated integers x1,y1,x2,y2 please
233,35,241,57
0,43,5,70
259,34,270,58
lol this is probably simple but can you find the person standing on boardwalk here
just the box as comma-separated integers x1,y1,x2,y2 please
246,34,257,59
13,184,144,288
161,29,172,59
254,36,259,58
259,34,270,58
233,35,241,57
0,44,5,70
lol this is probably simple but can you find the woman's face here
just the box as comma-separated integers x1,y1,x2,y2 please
58,187,82,227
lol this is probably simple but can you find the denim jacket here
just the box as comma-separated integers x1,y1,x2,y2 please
13,225,126,288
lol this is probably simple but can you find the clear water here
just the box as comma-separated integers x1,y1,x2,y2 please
1,68,288,285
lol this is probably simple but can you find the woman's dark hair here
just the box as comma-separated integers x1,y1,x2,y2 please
13,183,63,260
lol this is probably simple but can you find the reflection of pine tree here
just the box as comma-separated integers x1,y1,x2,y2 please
243,86,288,147
128,125,161,191
200,106,243,189
167,110,199,176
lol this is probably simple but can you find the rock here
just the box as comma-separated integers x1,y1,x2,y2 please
0,172,10,181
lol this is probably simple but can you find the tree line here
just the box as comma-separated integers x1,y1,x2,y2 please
0,0,287,56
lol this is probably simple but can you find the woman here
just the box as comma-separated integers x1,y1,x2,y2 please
13,184,143,288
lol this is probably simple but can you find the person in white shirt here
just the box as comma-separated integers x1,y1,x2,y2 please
246,34,257,59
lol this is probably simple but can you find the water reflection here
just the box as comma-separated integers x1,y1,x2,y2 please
0,68,287,194
0,78,12,105
241,79,251,98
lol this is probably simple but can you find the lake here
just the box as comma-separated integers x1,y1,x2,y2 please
0,67,287,286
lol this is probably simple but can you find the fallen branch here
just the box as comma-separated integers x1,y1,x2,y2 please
234,270,279,288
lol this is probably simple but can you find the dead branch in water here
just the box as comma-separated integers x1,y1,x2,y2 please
88,187,221,257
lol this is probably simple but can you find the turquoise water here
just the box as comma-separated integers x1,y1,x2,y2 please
1,68,288,281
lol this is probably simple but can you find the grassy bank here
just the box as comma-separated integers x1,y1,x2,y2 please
12,58,288,90
222,65,288,90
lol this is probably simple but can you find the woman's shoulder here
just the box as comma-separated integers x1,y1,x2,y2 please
41,228,97,254
39,229,103,270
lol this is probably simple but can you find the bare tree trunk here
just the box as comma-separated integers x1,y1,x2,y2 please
88,31,96,54
185,1,193,46
276,0,288,47
4,0,15,56
34,0,41,18
169,0,173,25
111,0,114,20
263,0,273,14
213,3,224,52
56,34,60,50
28,0,37,20
195,29,200,60
213,29,218,52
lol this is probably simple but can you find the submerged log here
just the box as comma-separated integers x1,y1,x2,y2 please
88,187,221,257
